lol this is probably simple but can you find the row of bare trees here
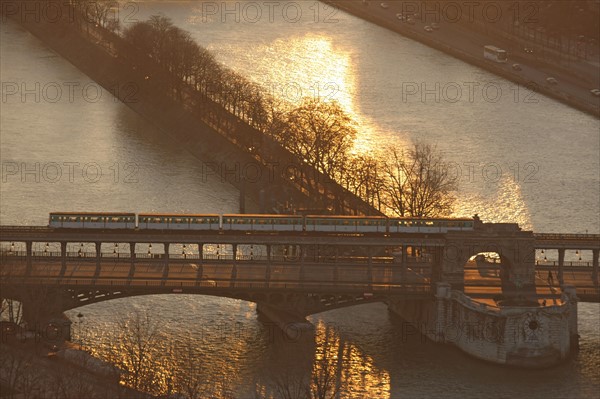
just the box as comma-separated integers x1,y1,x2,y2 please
60,3,459,217
85,311,342,398
119,15,458,217
277,100,458,217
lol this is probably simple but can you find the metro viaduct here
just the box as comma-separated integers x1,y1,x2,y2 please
1,224,598,333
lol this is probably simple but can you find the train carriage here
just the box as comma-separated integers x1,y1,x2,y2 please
49,212,136,229
388,218,475,233
306,216,388,233
48,211,476,234
222,214,304,232
138,214,220,230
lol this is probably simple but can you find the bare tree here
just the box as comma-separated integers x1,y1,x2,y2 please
78,0,118,30
341,154,386,212
99,311,166,395
172,342,207,399
265,326,342,399
276,98,357,190
0,349,41,399
383,141,457,217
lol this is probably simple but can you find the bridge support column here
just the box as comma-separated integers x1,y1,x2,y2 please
333,246,339,282
300,245,306,286
196,243,204,282
593,249,599,285
558,248,565,286
25,241,32,276
266,244,272,288
231,244,237,288
401,245,408,287
60,242,67,277
163,243,170,280
367,246,373,289
256,303,314,341
20,288,72,343
129,243,136,278
431,246,443,290
94,242,101,278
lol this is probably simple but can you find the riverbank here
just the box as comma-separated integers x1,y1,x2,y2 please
324,0,600,118
0,343,149,398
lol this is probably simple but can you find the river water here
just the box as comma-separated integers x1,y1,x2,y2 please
1,1,599,397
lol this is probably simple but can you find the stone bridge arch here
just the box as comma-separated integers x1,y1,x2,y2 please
1,285,394,337
442,224,536,302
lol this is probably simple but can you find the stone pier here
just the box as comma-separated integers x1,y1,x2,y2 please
388,283,577,367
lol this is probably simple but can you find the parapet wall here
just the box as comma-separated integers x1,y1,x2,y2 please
388,283,577,367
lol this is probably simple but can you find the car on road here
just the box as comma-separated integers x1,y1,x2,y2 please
524,47,534,54
431,22,439,30
380,3,389,8
590,89,600,97
546,77,558,85
512,63,522,71
405,17,414,24
396,13,403,20
424,26,434,33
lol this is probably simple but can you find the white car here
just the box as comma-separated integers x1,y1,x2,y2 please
512,63,522,71
590,89,600,97
380,3,389,8
546,77,558,85
424,26,434,33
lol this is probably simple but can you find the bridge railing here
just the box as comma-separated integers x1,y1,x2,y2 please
535,261,593,267
0,226,50,230
534,233,600,240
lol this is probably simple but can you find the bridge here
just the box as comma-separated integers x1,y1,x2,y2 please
1,222,598,367
1,224,598,310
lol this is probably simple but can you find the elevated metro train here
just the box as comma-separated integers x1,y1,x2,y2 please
48,212,475,234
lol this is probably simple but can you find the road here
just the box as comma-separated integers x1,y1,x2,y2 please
326,0,600,116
